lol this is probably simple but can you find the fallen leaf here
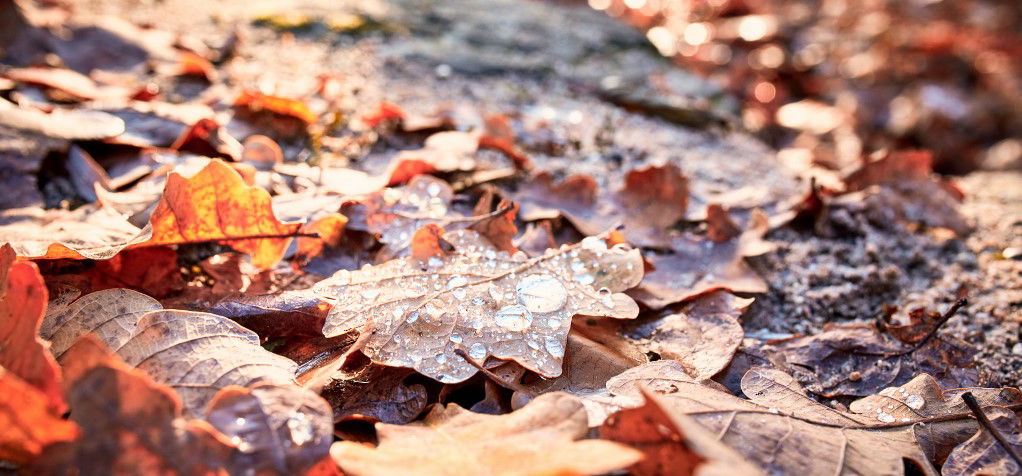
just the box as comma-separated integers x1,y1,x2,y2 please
325,364,429,425
31,336,235,475
517,164,689,248
601,387,764,476
942,408,1022,476
0,367,78,464
207,289,332,338
147,159,302,269
235,89,317,125
628,210,773,309
330,392,642,476
2,66,127,101
0,244,63,411
313,232,643,383
41,288,300,414
468,191,519,254
83,246,186,298
0,99,125,140
206,382,334,474
844,150,934,192
297,214,349,262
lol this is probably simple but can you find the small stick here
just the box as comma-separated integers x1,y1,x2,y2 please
453,348,530,394
961,392,1022,469
883,298,968,357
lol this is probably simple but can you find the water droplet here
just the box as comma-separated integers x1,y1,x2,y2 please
489,284,503,303
570,260,586,274
428,256,444,268
495,305,533,331
484,249,496,260
231,435,253,453
581,237,607,252
435,354,447,364
392,308,405,320
768,408,779,414
598,288,615,308
548,317,561,328
406,311,420,324
469,343,487,360
361,288,381,300
516,274,567,313
876,411,895,423
545,337,565,357
575,273,595,286
453,288,467,300
450,333,463,344
528,340,540,350
234,417,246,427
905,394,925,410
447,276,468,289
427,182,442,197
287,412,315,446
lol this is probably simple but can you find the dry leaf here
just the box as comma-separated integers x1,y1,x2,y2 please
235,89,317,125
41,288,300,414
32,336,235,475
0,99,125,140
942,408,1022,476
325,364,429,425
0,367,78,464
601,387,764,476
0,244,63,411
314,231,643,383
330,392,642,476
2,66,127,101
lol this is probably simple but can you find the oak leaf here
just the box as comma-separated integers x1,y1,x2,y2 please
330,392,642,476
942,408,1022,476
314,231,643,383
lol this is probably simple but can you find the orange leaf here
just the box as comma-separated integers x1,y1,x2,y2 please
297,214,349,260
410,223,450,262
361,101,405,128
148,160,302,269
0,368,79,464
0,244,64,412
235,89,317,125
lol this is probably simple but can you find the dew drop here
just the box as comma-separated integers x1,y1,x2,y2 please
435,354,447,364
450,333,463,344
598,288,615,308
516,274,567,313
231,435,253,453
447,275,468,289
406,311,420,324
528,340,541,350
484,249,496,260
494,305,533,331
876,411,895,423
428,256,444,268
361,288,381,300
905,394,925,410
287,412,315,446
570,260,586,274
548,317,561,328
469,343,487,360
489,284,503,303
575,273,595,286
427,182,442,197
234,417,246,427
452,288,467,300
580,236,607,252
544,337,565,357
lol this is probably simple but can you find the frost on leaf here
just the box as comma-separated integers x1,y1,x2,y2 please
314,231,643,383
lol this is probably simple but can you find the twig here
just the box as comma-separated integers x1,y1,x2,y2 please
962,392,1022,468
453,348,530,394
856,297,968,357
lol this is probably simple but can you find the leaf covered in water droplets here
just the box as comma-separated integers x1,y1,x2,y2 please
314,230,643,383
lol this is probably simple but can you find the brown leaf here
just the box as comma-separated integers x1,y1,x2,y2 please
410,223,451,262
601,387,764,476
83,246,186,298
469,192,519,254
0,99,125,140
206,382,334,474
330,392,642,476
325,364,428,425
0,244,63,411
844,150,934,192
520,331,643,399
942,408,1022,476
0,367,79,464
31,336,235,475
2,66,128,101
517,164,688,248
207,290,332,338
628,211,773,309
313,232,643,383
41,289,299,414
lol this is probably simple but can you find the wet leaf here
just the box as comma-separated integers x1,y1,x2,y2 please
326,364,429,425
0,367,78,464
32,336,235,475
314,231,643,383
330,392,642,476
40,288,162,360
206,382,334,475
0,244,63,411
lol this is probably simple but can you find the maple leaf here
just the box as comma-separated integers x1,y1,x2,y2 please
0,244,63,412
330,392,642,476
314,230,643,383
40,288,300,414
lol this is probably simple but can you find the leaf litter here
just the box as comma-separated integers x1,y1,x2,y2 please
1,0,1020,474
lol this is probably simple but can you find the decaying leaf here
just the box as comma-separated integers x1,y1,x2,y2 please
0,367,79,464
41,288,300,414
628,210,773,309
314,231,643,383
32,336,235,475
601,387,764,476
330,392,642,476
942,408,1022,476
206,382,334,475
517,164,689,248
0,244,63,411
325,364,429,425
